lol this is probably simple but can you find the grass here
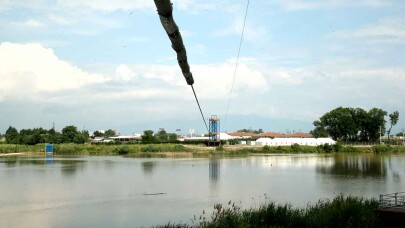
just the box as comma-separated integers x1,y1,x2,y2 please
156,195,380,228
1,143,405,157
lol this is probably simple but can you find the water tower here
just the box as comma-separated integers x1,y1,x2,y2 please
208,115,220,146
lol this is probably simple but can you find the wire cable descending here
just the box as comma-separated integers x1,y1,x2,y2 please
191,85,209,132
224,0,250,131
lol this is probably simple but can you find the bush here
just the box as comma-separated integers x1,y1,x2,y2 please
141,145,161,152
372,145,392,153
339,146,363,153
291,143,301,152
116,145,130,155
156,195,379,228
262,145,271,152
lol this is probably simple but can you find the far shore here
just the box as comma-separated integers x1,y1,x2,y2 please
1,143,405,158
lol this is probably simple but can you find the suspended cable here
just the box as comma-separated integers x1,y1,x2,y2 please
191,85,209,132
224,0,250,131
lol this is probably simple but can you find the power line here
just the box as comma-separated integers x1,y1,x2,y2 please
191,85,209,132
224,0,250,131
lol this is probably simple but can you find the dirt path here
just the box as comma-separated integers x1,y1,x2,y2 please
0,152,44,157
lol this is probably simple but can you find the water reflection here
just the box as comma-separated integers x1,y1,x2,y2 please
61,160,86,177
209,159,220,182
45,153,54,165
142,161,156,175
316,155,387,179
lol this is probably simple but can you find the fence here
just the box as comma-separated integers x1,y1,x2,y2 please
379,192,405,208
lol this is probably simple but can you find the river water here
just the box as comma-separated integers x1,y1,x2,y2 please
1,154,404,227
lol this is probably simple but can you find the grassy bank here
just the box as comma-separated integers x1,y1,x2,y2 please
157,195,381,228
1,143,404,157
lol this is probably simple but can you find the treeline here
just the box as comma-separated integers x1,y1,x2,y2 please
1,126,181,145
141,130,178,144
3,125,89,145
311,107,399,142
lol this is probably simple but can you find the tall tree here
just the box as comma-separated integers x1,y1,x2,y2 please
387,111,399,140
312,107,387,142
104,129,116,138
310,120,328,138
141,130,156,144
366,108,387,142
61,125,80,143
5,126,19,144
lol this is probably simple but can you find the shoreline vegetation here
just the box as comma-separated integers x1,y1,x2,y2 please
156,195,382,228
1,143,405,157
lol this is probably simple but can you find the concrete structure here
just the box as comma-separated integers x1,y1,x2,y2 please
228,131,313,139
110,134,141,142
256,137,335,146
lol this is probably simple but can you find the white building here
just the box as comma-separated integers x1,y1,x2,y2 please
256,137,336,146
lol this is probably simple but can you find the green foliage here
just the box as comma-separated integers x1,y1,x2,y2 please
92,130,104,137
116,145,130,155
311,120,329,138
61,125,87,144
104,129,116,137
313,107,388,142
5,126,19,144
387,111,399,140
157,195,379,228
142,130,156,144
141,144,162,152
236,128,264,134
372,145,392,153
339,146,363,153
262,145,271,152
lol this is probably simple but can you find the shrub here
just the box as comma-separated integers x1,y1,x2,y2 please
372,145,392,153
141,145,161,152
116,145,130,155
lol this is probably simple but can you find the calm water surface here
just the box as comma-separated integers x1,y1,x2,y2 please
1,154,404,227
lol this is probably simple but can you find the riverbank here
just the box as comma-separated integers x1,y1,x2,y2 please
156,195,381,227
1,143,405,157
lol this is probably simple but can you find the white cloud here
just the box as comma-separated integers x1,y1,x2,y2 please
267,0,394,11
115,64,137,81
12,19,45,28
332,17,405,44
49,15,75,25
0,42,108,100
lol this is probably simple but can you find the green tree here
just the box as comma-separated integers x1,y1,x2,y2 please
5,126,19,144
313,107,387,142
319,107,357,141
104,129,116,138
387,111,399,140
155,130,169,142
141,130,156,144
366,108,387,142
73,132,87,144
310,120,328,138
61,125,80,143
92,130,104,137
168,133,178,142
237,128,263,134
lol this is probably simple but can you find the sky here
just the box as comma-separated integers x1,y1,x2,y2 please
1,0,405,135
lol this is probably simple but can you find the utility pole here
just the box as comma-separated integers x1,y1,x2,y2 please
379,126,382,145
402,128,404,146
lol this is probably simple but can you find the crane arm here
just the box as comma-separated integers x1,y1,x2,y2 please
153,0,194,85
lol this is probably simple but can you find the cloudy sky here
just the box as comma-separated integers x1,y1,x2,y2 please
1,0,404,135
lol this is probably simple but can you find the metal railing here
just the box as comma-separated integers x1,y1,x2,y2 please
379,192,405,208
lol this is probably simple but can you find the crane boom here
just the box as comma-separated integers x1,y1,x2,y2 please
153,0,194,85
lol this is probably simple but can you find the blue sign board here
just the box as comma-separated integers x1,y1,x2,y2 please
45,144,54,153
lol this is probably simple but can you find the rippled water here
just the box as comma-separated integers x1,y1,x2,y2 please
1,154,404,227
